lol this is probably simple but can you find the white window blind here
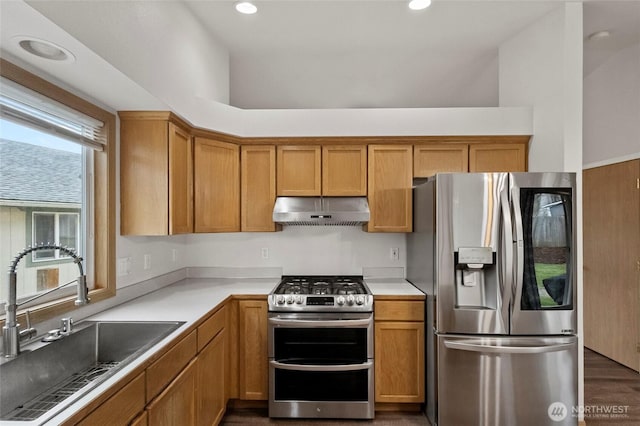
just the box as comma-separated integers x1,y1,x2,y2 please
0,76,105,150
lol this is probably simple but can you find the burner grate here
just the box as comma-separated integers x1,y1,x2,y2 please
276,276,368,295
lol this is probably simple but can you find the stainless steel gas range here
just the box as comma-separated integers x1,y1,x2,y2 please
267,276,374,419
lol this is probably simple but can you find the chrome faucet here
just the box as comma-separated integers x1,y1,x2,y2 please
3,243,89,358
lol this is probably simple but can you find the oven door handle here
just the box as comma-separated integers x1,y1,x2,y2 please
268,318,371,328
270,360,373,372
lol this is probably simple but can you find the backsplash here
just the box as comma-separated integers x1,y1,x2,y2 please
186,227,406,276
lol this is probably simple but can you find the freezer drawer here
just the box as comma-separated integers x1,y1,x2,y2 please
437,335,577,426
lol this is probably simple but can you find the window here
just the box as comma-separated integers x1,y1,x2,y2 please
0,58,115,321
32,212,80,262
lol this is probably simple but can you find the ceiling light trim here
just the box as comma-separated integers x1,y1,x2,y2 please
12,36,76,62
409,0,432,11
235,2,258,15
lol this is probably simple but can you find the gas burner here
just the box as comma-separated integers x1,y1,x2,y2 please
269,276,373,312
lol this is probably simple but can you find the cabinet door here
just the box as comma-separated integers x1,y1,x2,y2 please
414,144,469,177
194,138,240,232
375,321,425,403
367,145,413,232
76,373,145,426
147,359,198,426
277,145,321,196
241,146,278,231
322,145,367,195
198,330,226,426
238,300,268,400
469,143,527,172
120,119,169,235
130,411,148,426
168,122,193,234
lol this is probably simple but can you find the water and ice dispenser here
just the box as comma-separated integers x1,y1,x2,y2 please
454,247,497,309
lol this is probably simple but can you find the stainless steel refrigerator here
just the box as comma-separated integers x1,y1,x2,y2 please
407,172,578,426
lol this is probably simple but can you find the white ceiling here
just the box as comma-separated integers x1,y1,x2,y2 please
183,0,563,108
184,1,559,55
2,0,639,111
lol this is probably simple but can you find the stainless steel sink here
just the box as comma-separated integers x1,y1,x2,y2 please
0,320,184,422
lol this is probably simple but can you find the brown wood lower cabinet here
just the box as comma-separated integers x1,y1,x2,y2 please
238,299,269,400
130,410,148,426
374,299,425,404
147,358,198,425
71,295,428,424
197,329,226,426
76,373,146,426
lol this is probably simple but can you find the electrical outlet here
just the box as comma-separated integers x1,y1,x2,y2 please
391,247,399,261
144,254,151,270
117,257,130,276
261,248,269,259
171,249,178,262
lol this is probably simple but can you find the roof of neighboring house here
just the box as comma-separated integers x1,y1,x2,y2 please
0,139,82,205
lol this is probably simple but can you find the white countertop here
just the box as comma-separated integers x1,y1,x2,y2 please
10,276,422,425
366,278,425,297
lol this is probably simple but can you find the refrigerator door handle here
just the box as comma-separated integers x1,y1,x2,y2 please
510,184,525,303
499,190,514,326
444,340,574,355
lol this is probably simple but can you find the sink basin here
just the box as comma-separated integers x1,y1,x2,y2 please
0,320,184,422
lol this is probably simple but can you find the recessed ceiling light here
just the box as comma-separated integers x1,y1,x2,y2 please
409,0,431,11
235,1,257,14
12,36,75,62
587,30,611,41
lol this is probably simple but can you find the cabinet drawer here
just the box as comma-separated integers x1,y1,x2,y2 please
375,301,424,321
77,373,145,426
146,330,197,402
198,305,227,351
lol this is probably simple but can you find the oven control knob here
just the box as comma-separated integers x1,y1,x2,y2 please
286,295,294,304
295,295,303,304
336,296,346,306
355,295,365,305
346,295,355,305
276,295,285,305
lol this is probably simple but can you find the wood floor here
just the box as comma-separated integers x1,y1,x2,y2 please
583,348,640,425
222,349,639,425
221,409,428,425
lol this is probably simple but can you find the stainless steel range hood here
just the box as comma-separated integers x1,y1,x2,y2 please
272,197,370,226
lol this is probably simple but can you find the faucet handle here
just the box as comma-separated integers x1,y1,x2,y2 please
18,310,37,341
60,317,73,336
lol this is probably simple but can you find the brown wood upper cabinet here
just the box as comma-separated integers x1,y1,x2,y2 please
241,146,278,232
194,137,240,233
367,145,413,233
414,142,527,177
277,145,321,196
119,112,193,235
322,145,367,196
414,144,469,177
469,143,527,172
277,145,367,196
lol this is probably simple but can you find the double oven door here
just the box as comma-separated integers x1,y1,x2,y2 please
268,312,374,419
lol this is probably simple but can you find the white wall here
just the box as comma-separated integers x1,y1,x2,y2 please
26,0,236,133
240,106,532,137
231,50,498,109
583,42,640,167
186,227,406,276
499,6,566,172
